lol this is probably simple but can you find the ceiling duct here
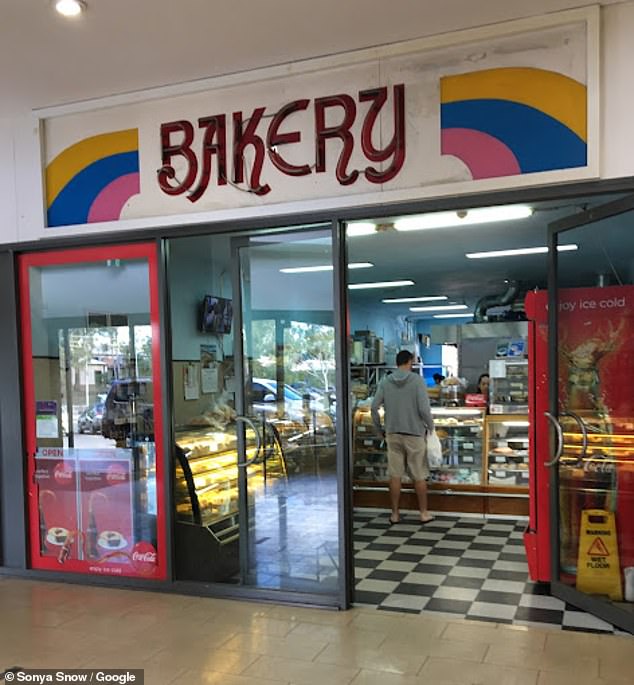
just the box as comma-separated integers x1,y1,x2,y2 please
473,281,520,323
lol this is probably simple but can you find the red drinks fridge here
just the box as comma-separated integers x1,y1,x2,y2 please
524,285,634,597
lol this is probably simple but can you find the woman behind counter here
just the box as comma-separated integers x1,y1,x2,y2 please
477,373,490,398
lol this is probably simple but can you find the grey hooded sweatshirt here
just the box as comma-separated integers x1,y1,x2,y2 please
371,369,434,436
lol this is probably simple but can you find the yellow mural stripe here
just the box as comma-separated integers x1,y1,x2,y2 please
46,129,138,208
441,68,587,142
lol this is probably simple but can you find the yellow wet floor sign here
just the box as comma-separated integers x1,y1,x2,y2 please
577,509,623,601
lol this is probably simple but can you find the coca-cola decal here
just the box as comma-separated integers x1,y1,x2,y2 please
106,462,129,485
53,461,75,486
131,541,158,575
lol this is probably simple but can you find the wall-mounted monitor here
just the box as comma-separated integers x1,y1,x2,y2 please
200,295,233,335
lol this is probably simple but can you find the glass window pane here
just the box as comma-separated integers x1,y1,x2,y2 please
24,253,163,579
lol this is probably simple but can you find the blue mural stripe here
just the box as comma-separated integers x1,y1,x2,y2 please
47,151,140,228
440,99,586,173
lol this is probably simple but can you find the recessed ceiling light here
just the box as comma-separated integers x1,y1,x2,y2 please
394,205,533,232
349,280,414,290
280,262,373,274
55,0,86,17
433,313,473,319
382,296,448,304
465,244,578,259
409,304,468,312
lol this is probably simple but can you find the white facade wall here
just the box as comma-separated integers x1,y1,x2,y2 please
2,2,634,246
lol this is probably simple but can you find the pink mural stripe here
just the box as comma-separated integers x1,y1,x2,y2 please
441,128,521,179
87,172,141,223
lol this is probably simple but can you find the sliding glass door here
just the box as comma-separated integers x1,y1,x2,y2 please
169,224,346,604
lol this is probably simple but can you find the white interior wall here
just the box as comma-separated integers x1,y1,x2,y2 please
3,2,634,246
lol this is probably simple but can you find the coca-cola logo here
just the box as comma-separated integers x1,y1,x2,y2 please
54,461,74,486
106,463,128,485
131,541,158,576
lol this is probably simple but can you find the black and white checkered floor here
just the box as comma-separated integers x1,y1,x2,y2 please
354,509,623,633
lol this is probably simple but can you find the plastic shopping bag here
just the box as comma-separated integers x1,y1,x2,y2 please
426,431,443,468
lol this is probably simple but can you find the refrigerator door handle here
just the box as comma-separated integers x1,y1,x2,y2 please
236,415,262,468
563,411,589,462
544,411,564,467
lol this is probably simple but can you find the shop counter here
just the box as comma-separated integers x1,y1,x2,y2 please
352,405,529,516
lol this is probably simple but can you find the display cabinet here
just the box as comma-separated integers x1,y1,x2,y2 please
489,359,529,414
484,415,530,488
174,423,287,582
555,414,634,579
175,425,288,525
351,403,386,480
352,403,529,515
431,408,485,485
352,406,485,485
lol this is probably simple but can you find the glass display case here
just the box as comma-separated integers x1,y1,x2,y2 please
489,359,529,414
175,424,287,529
556,414,634,586
351,403,386,481
484,415,530,488
431,408,485,485
173,422,287,582
352,406,485,485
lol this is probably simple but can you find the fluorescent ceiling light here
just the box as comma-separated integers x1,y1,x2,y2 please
55,0,86,16
433,313,473,319
349,280,414,290
280,262,373,274
346,222,376,237
502,421,530,427
394,205,533,232
466,244,578,259
410,304,468,312
382,295,448,304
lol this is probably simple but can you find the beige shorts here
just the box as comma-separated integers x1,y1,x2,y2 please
386,433,429,481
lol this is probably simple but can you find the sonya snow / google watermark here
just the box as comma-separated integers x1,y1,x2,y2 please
3,671,142,684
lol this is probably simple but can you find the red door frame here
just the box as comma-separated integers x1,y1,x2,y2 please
18,243,167,580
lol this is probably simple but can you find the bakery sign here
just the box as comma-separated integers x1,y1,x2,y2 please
42,8,598,230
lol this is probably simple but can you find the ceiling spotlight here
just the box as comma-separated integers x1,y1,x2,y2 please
55,0,86,17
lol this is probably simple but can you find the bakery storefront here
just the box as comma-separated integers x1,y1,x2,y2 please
1,8,633,632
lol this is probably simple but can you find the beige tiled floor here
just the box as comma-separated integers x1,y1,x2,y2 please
0,577,632,685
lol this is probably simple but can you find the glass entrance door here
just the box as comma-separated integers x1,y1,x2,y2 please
19,244,166,580
548,195,634,632
234,229,339,594
169,225,343,602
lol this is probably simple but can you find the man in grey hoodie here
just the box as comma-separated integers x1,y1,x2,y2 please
371,349,435,525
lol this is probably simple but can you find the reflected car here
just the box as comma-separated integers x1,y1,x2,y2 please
77,403,104,434
249,378,334,429
101,378,153,442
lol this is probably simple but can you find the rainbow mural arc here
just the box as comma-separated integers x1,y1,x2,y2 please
46,129,140,227
440,68,587,180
